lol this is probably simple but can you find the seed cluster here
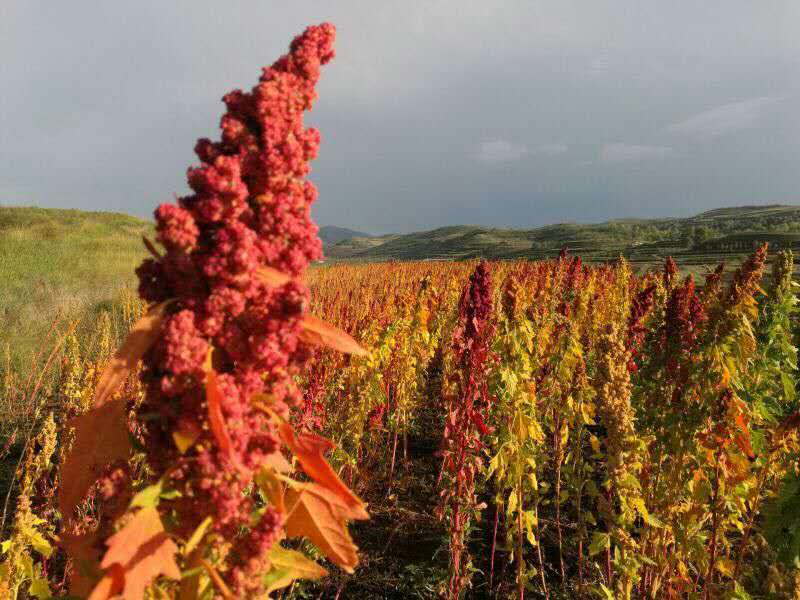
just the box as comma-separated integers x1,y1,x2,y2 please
134,23,336,594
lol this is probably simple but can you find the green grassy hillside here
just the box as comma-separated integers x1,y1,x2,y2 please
326,204,800,264
318,225,371,246
0,206,151,373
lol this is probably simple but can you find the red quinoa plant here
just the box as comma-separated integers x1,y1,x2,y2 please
55,23,370,600
437,261,495,598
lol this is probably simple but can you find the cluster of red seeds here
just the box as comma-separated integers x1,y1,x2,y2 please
134,23,335,594
663,276,706,377
625,284,656,373
438,261,495,598
722,244,767,313
553,254,582,318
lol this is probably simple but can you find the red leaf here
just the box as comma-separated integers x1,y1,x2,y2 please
87,564,124,600
733,411,755,459
279,423,368,521
471,412,489,436
94,508,181,600
733,433,755,459
283,483,364,573
299,314,368,357
206,370,233,456
94,301,170,406
61,531,104,597
59,398,131,521
262,449,292,474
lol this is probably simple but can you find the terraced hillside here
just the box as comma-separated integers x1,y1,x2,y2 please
326,204,800,265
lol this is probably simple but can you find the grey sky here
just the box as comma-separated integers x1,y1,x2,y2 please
1,1,799,234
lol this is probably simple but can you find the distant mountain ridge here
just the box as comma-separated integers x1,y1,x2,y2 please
318,225,371,246
325,204,800,262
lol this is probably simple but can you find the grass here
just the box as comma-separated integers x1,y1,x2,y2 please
0,207,152,511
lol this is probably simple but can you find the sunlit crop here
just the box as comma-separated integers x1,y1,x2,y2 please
2,22,800,600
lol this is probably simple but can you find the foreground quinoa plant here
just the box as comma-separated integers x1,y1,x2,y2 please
50,23,370,599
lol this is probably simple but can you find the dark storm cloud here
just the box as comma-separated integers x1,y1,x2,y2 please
2,1,798,233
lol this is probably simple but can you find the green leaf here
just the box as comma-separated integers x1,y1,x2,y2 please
263,566,295,595
639,555,657,567
28,577,51,599
598,583,615,600
183,516,213,556
130,480,164,509
27,530,52,558
263,545,328,594
179,566,204,579
507,491,518,514
588,532,610,556
730,581,753,600
641,511,665,529
160,489,182,500
782,372,796,403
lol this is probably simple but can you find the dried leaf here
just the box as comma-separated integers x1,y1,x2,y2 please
299,314,368,356
205,370,233,456
59,398,131,521
96,507,181,600
774,410,800,446
283,484,363,573
94,301,170,406
263,545,327,594
279,423,368,520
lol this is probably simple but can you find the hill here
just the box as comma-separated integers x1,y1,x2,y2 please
326,204,800,263
0,206,152,372
318,225,371,246
3,203,799,373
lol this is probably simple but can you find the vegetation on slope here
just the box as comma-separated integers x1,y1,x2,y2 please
327,204,800,263
0,206,151,374
3,203,800,375
318,224,371,246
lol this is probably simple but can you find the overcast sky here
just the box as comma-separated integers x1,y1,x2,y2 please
2,2,799,234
